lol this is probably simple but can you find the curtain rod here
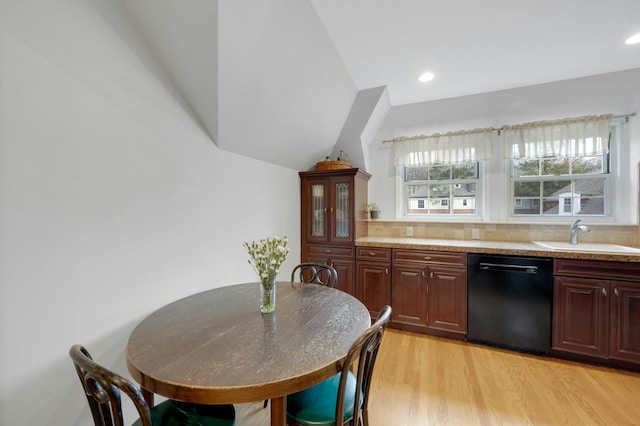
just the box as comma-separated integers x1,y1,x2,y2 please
382,112,636,143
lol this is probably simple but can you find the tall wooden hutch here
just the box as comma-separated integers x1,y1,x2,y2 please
299,168,370,295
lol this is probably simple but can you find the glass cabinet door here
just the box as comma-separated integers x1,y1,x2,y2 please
310,183,326,239
331,177,353,242
303,175,355,244
333,180,351,240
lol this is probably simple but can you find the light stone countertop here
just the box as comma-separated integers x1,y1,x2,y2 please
355,236,640,263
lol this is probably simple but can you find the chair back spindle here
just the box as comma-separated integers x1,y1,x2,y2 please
335,305,391,426
286,305,392,426
69,345,152,426
290,263,338,288
69,345,236,426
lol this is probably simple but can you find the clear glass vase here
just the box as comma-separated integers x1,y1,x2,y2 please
260,277,276,313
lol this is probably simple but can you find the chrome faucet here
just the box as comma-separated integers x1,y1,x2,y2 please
569,219,590,245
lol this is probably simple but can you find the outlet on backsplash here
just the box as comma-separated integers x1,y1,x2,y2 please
471,229,480,239
406,226,413,236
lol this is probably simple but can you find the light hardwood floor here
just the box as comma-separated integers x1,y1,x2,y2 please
235,329,640,425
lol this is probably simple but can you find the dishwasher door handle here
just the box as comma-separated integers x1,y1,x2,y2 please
479,262,538,274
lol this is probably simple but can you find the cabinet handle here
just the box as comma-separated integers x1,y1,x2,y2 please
325,249,332,253
614,288,620,296
421,271,425,278
602,287,608,296
369,252,376,256
423,256,431,260
385,268,389,275
430,271,434,279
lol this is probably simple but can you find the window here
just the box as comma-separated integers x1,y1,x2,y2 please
511,151,609,217
403,163,479,216
504,114,613,219
393,115,632,223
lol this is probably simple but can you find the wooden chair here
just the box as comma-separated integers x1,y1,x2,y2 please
290,263,338,288
69,344,235,426
285,305,392,426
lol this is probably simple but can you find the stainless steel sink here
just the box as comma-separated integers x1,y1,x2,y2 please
533,241,640,253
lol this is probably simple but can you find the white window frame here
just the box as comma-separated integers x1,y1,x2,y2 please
510,158,610,218
395,119,632,224
503,120,626,224
396,162,484,221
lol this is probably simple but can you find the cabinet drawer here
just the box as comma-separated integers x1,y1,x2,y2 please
307,244,355,258
555,258,640,282
356,247,391,262
393,249,467,267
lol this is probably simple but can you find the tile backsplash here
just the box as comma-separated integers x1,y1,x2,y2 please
367,221,640,247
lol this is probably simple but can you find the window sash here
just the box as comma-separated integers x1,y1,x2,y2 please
511,175,608,217
404,163,479,216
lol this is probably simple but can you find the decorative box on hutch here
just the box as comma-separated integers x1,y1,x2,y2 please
315,160,352,171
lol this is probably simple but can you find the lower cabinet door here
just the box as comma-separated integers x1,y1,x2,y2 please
609,282,640,363
391,264,428,329
552,276,608,358
427,265,467,334
330,258,355,296
356,261,390,318
306,255,355,296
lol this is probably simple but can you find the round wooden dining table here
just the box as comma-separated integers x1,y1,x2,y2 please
126,281,371,426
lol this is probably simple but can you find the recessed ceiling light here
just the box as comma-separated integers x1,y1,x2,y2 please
418,72,435,83
626,33,640,45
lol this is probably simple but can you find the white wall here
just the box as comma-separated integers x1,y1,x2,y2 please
121,0,220,143
329,86,390,171
218,0,358,171
0,1,299,425
367,69,640,221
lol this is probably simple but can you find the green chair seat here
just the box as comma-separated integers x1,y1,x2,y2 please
69,344,236,426
132,400,235,426
286,372,360,426
284,306,392,426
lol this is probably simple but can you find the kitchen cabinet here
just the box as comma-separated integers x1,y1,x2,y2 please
356,247,391,318
299,168,370,245
391,249,467,336
552,259,640,366
610,283,640,363
306,244,355,295
391,262,428,330
553,275,608,358
427,264,467,335
300,168,370,296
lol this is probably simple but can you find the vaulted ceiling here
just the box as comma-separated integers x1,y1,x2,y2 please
122,1,640,171
311,0,640,106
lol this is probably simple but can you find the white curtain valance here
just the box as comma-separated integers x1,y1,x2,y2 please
392,128,495,167
501,114,612,160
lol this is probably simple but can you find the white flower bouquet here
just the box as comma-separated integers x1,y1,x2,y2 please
244,236,289,312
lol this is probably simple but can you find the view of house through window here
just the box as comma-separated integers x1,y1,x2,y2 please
511,153,608,216
396,116,626,222
404,163,478,215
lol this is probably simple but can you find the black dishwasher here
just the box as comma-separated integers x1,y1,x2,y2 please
467,253,553,355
